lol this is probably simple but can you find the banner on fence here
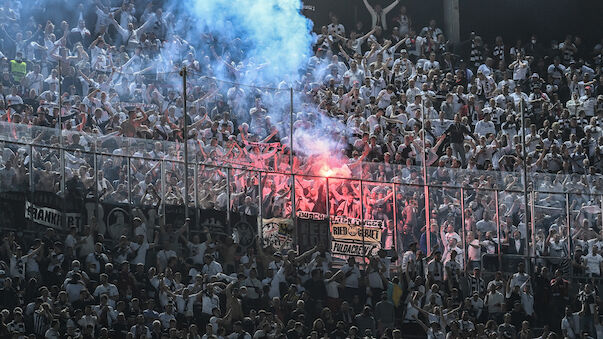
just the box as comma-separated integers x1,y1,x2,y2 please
230,212,258,249
297,212,330,253
330,240,376,256
25,201,81,230
330,216,383,256
262,218,293,250
0,191,261,249
331,217,382,243
296,211,327,220
198,209,228,238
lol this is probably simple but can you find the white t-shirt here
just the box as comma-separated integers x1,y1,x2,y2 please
129,241,150,265
474,120,496,137
367,270,383,289
377,89,393,108
159,312,176,329
326,280,340,298
134,224,147,241
561,313,581,339
486,291,504,313
403,303,419,321
510,272,529,290
423,60,440,72
5,94,23,106
93,283,119,308
201,294,220,315
65,281,86,302
481,239,498,255
341,264,361,288
427,328,446,339
187,241,207,264
584,253,603,275
512,60,528,80
470,297,484,316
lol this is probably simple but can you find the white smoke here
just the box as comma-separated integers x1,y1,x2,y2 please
163,0,352,165
166,0,315,87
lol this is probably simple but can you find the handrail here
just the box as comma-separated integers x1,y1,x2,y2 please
2,121,601,195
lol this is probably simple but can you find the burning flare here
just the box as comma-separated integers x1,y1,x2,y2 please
311,155,351,178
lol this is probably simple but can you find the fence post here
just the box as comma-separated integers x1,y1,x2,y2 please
160,160,166,222
289,88,298,252
325,177,331,252
566,192,573,281
28,145,34,192
421,97,430,259
181,67,189,220
530,190,536,255
60,148,66,230
519,99,531,274
360,179,366,268
226,168,231,228
94,153,99,203
127,157,132,205
494,190,502,270
391,182,398,256
460,188,467,271
258,171,264,247
194,154,199,228
58,59,63,148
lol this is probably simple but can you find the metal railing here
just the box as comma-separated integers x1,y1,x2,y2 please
1,121,601,281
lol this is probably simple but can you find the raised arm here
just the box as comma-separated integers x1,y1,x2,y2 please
292,245,318,264
383,0,400,14
133,13,157,38
108,16,128,39
21,243,44,260
359,27,377,43
376,40,393,55
339,45,352,63
363,0,377,16
412,314,428,332
326,270,344,283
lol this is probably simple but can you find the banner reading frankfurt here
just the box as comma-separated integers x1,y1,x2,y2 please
25,201,82,230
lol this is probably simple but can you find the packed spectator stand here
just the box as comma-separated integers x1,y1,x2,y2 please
0,0,602,338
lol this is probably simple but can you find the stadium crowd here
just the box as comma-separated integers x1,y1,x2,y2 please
0,0,602,338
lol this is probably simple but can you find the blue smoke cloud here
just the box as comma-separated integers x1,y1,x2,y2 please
166,0,315,87
12,0,346,162
164,0,352,162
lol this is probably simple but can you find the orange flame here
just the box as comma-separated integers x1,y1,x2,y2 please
319,165,335,177
313,155,351,178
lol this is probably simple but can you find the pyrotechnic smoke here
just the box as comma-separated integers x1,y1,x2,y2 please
165,0,351,166
15,0,352,168
166,0,315,86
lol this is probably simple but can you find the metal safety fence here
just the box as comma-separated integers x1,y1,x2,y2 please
1,121,602,283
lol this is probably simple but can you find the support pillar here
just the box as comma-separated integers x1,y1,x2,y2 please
443,0,460,43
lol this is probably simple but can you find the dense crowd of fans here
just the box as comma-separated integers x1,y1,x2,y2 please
0,0,602,338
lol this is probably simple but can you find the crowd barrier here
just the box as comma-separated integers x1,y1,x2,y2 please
1,121,602,282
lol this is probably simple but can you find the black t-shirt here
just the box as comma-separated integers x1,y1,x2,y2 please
286,329,301,339
23,98,39,113
0,287,18,310
302,278,327,301
330,329,346,339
